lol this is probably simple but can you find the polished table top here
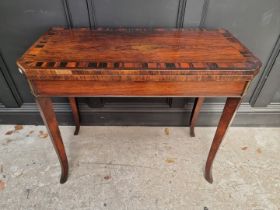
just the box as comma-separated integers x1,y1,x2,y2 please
17,27,261,82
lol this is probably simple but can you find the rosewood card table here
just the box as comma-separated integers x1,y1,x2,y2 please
17,27,261,184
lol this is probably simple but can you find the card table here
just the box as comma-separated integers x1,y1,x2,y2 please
17,27,261,184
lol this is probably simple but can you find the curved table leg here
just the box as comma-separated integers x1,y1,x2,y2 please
36,97,69,184
190,97,205,137
204,97,241,183
68,97,80,135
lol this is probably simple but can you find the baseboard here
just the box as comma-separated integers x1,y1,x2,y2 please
0,102,280,126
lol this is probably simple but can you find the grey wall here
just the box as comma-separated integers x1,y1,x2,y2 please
0,0,280,126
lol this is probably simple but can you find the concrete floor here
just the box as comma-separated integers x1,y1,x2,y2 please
0,125,279,210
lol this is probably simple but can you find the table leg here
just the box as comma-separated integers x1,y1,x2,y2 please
190,97,205,137
68,97,80,135
36,97,69,184
204,97,241,183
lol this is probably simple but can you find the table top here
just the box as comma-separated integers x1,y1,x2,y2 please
17,27,261,82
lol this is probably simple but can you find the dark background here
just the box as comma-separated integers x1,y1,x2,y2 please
0,0,280,126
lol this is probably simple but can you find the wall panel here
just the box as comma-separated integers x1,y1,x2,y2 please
0,0,279,125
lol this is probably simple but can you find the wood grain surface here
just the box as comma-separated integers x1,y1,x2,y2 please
17,27,261,82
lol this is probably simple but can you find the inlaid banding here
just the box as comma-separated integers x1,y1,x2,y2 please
142,63,148,68
47,62,55,67
189,63,194,69
165,63,176,68
29,60,257,70
60,62,67,67
98,62,107,68
88,62,97,68
36,62,43,67
208,63,219,70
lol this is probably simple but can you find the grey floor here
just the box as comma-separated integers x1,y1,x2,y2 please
0,125,279,210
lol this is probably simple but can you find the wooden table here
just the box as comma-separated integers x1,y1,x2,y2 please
17,27,261,184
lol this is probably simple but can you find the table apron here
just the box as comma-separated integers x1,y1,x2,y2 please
30,80,248,97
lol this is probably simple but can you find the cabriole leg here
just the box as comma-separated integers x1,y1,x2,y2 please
204,97,242,183
190,97,205,137
68,97,80,135
36,97,69,184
